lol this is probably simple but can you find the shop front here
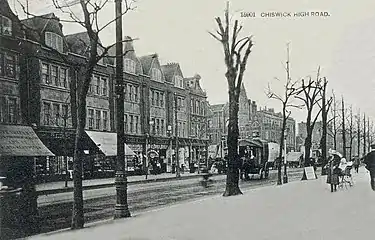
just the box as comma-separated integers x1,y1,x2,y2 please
146,137,170,174
85,130,136,177
0,124,54,238
36,127,75,181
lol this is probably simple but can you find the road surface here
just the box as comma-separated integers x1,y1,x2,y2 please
37,168,305,234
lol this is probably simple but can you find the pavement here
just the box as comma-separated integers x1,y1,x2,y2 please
28,166,375,240
36,172,200,192
36,168,304,192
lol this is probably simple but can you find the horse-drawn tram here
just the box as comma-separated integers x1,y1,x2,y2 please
238,138,280,180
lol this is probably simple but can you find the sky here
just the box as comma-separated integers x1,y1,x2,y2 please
10,0,375,122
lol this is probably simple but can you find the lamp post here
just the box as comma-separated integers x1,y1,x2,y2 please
283,129,289,184
114,0,130,219
167,125,172,173
221,136,225,159
146,119,155,179
144,133,149,179
174,93,181,178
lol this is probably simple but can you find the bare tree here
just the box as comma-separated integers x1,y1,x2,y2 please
209,2,253,196
368,117,371,152
341,96,347,159
363,113,367,156
356,109,361,157
267,43,300,185
318,77,333,173
17,0,136,229
347,105,355,160
295,67,323,169
327,92,342,150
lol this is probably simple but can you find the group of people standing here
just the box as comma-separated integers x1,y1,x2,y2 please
326,144,375,192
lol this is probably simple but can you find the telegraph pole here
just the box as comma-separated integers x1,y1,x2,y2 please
114,0,130,219
174,94,181,178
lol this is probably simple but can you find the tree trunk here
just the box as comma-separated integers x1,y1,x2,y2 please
304,131,312,167
321,127,327,171
333,99,337,150
223,89,242,196
321,87,327,173
277,109,286,185
357,113,361,157
71,93,86,229
71,67,91,229
341,98,346,158
364,114,366,156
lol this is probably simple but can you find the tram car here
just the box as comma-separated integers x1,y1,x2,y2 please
238,138,280,179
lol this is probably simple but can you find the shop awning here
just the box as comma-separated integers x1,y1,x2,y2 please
85,130,135,156
286,152,303,162
0,125,54,157
238,139,262,148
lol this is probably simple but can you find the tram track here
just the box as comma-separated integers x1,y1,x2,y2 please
36,169,306,234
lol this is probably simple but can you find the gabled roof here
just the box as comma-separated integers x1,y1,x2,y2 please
104,36,143,74
210,103,226,112
21,13,63,42
0,0,24,38
139,54,158,75
185,74,206,96
65,31,104,57
161,63,178,83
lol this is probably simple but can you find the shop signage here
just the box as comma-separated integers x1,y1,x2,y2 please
304,166,316,180
127,144,143,151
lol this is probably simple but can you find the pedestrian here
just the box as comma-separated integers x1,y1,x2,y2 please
363,144,375,191
353,156,360,173
326,154,340,192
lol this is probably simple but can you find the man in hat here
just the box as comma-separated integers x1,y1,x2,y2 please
364,144,375,190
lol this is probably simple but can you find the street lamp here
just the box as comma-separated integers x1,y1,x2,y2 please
283,128,289,184
145,119,155,179
221,136,225,159
167,125,172,172
174,93,181,178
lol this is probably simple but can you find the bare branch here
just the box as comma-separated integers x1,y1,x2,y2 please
17,0,85,25
208,31,222,42
98,0,137,33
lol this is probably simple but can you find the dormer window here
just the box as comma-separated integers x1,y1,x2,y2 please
174,76,184,88
151,68,162,81
0,15,12,36
45,32,63,52
124,58,136,73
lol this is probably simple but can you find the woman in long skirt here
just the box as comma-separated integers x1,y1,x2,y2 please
327,155,340,192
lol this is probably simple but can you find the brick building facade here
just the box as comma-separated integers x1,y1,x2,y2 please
207,84,296,153
1,5,209,179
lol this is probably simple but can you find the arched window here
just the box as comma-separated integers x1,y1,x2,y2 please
0,15,12,36
45,32,63,52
